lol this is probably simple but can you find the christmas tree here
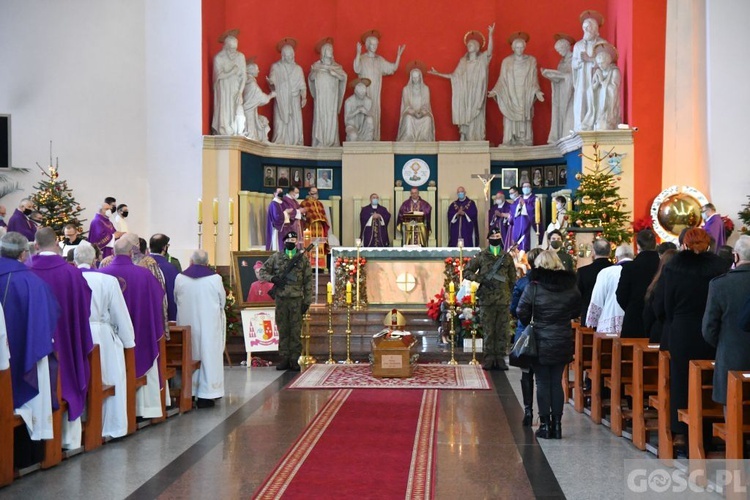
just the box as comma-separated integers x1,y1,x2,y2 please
30,160,86,236
567,143,632,247
739,195,750,236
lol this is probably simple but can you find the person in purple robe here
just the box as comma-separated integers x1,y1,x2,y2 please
281,186,306,248
89,202,121,259
359,193,391,247
447,186,479,247
509,182,539,251
0,204,7,228
30,228,93,449
397,187,432,246
701,203,726,252
100,237,166,418
265,188,285,251
489,191,512,245
7,198,37,241
149,233,179,321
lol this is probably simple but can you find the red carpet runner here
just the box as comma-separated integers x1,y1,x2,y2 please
254,389,438,499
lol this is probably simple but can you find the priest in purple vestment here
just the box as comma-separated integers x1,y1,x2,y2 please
281,187,306,248
397,187,432,246
149,233,179,321
701,203,726,252
7,198,37,241
265,189,285,251
489,191,512,245
0,204,7,228
509,182,539,251
89,202,121,259
30,228,93,445
359,193,391,247
448,186,479,247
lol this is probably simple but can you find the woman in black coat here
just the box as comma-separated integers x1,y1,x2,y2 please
517,250,581,439
657,229,727,454
643,249,676,345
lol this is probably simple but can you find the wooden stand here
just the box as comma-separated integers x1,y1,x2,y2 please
371,334,417,378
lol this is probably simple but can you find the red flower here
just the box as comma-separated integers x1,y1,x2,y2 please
445,258,452,263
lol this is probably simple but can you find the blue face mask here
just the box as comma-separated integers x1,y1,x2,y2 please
701,211,707,221
371,199,379,206
522,187,532,195
457,192,465,200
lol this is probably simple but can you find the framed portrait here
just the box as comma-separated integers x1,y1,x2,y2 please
531,167,544,189
544,166,557,187
317,168,333,190
303,168,316,188
518,168,530,187
263,166,276,188
276,167,290,188
501,168,518,190
557,165,568,186
233,251,275,307
291,167,303,189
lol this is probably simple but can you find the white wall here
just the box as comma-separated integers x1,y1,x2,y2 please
0,0,202,261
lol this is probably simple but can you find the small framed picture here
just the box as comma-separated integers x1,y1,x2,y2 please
303,168,316,188
263,166,276,187
501,168,518,190
557,165,568,186
277,167,290,188
544,166,557,187
531,167,544,188
291,168,303,189
317,168,333,190
518,168,530,187
233,251,275,307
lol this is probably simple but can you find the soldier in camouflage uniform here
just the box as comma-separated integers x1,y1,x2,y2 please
464,227,517,370
259,232,313,371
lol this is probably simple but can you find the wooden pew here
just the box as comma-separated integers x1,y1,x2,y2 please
572,322,596,413
590,332,617,424
41,370,65,469
0,366,22,486
125,347,148,435
650,351,673,460
713,371,750,460
152,335,175,424
166,325,201,414
606,338,649,436
627,343,660,450
82,345,116,452
677,360,724,460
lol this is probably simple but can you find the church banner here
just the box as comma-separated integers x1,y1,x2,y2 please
241,308,279,353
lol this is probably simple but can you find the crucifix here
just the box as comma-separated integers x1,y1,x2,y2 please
472,168,496,238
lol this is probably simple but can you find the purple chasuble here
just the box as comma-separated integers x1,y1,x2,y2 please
447,197,479,247
703,214,726,252
30,254,94,421
0,257,58,409
510,194,537,251
359,205,391,247
265,199,285,251
280,195,303,246
89,213,116,258
151,254,179,321
488,202,512,246
181,264,216,279
7,209,37,241
99,255,165,379
397,197,432,232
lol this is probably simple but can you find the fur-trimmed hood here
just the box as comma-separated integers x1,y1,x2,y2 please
667,250,728,278
528,267,577,292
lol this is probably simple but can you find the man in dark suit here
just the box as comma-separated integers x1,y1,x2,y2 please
616,229,660,338
703,236,750,406
577,238,612,326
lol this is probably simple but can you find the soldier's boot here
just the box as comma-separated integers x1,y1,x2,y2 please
496,357,509,371
521,371,534,426
482,355,496,371
276,358,290,371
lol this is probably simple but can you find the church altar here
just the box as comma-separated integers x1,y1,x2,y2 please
331,246,481,306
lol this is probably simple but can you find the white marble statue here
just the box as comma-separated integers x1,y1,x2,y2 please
268,38,307,145
397,63,435,142
572,10,608,131
344,78,375,141
211,30,247,136
242,59,275,142
353,30,405,141
308,38,347,147
591,43,621,130
541,34,575,143
429,24,494,141
488,32,544,146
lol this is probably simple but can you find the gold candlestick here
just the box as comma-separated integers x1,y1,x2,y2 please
448,305,458,365
469,283,479,365
228,223,234,289
325,301,335,364
344,303,354,364
198,222,203,250
458,238,464,283
299,312,316,369
355,239,362,311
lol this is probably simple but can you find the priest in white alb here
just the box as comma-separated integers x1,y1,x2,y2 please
585,244,633,334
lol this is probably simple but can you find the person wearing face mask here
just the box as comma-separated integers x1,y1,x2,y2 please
700,203,726,253
114,204,129,234
360,193,391,247
259,232,312,371
0,204,6,228
548,229,575,272
448,186,479,247
104,197,117,218
464,227,517,370
300,188,330,269
509,182,538,252
7,198,38,241
281,187,307,249
489,191,512,245
266,188,285,251
89,202,123,259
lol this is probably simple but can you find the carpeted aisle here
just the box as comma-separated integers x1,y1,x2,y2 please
254,389,438,499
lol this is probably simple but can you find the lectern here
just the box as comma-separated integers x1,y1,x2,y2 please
401,212,426,246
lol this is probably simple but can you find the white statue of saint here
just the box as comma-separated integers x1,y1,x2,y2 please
572,10,607,132
344,78,375,142
590,43,621,130
308,37,347,147
211,29,247,136
488,32,544,146
242,59,275,142
268,38,307,145
541,34,575,143
353,30,405,141
429,24,494,141
397,62,435,142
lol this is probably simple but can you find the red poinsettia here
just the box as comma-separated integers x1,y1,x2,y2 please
632,215,653,233
722,216,734,240
426,289,445,321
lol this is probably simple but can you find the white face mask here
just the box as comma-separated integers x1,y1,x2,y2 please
510,193,518,201
105,209,112,218
495,199,504,206
556,203,564,211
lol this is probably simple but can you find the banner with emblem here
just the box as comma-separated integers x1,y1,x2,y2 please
241,308,280,353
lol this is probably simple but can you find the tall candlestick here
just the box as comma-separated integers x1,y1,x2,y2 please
198,198,203,224
346,281,352,304
212,198,219,225
535,197,541,225
458,240,464,283
228,198,234,225
355,239,361,310
327,282,333,305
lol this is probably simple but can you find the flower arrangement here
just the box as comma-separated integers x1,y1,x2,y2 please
333,256,368,307
443,256,471,291
425,289,481,341
632,215,653,234
722,216,734,241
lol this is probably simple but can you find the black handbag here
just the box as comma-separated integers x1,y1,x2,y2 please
509,285,538,367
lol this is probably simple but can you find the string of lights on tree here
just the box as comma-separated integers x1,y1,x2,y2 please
30,157,86,236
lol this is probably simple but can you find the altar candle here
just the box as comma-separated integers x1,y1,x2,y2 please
212,198,219,224
535,197,541,224
327,282,333,304
449,281,455,293
567,197,573,212
470,282,477,305
197,198,203,224
228,198,234,225
457,238,464,249
346,281,352,304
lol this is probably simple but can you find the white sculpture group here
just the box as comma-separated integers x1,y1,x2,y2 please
211,10,621,146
